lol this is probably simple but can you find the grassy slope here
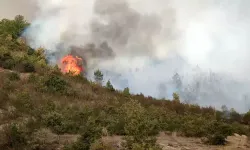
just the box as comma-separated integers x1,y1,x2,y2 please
0,16,250,150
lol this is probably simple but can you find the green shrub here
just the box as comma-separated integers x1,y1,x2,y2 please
207,133,226,145
203,121,235,145
43,111,65,134
243,110,250,125
65,120,102,150
2,59,15,69
23,62,35,72
123,87,130,96
44,75,67,93
29,128,59,150
216,123,234,137
205,121,233,137
28,73,37,83
2,80,16,91
0,50,11,61
121,100,161,149
8,72,20,81
27,48,34,55
231,122,249,135
0,124,27,150
181,118,207,137
12,92,33,113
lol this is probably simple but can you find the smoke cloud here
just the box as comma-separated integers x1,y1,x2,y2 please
0,0,37,21
2,0,250,112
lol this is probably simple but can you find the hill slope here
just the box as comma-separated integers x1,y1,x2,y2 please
0,15,250,150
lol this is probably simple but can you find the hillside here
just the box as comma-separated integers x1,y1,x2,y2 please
0,15,250,150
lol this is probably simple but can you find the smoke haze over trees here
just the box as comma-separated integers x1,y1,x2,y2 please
2,0,250,112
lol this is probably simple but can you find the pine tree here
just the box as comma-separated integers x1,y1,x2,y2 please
106,80,115,91
94,69,103,85
123,87,130,96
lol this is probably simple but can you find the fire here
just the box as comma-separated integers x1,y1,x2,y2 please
60,55,83,76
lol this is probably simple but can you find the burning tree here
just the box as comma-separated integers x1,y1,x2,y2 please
60,55,84,76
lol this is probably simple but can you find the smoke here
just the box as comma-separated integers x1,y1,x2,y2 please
4,0,250,112
0,0,37,21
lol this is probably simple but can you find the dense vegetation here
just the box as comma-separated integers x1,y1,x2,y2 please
0,15,250,150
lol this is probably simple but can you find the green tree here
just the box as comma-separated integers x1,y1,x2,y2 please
121,100,161,149
229,108,242,123
65,120,102,150
0,15,29,39
94,69,103,85
173,92,180,102
106,80,115,91
243,110,250,125
123,87,130,96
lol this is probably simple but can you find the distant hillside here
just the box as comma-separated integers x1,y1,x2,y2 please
0,15,250,150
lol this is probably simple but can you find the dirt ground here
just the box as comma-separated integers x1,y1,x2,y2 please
102,132,250,150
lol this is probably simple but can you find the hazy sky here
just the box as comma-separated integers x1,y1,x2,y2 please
0,0,37,20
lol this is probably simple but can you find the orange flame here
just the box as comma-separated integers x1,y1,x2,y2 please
60,55,83,76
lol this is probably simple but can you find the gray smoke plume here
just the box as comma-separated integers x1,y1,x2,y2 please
0,0,37,21
2,0,250,112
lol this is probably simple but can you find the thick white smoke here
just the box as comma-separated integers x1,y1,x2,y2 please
2,0,250,112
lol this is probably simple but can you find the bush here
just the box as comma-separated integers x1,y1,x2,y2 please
44,75,67,93
29,128,59,150
121,100,161,149
231,122,249,135
43,111,65,134
207,133,226,145
2,59,15,69
28,73,37,83
203,121,235,145
23,62,35,72
123,87,130,96
27,48,34,55
12,92,33,113
65,120,102,150
243,111,250,125
8,72,20,81
181,116,207,137
0,124,27,150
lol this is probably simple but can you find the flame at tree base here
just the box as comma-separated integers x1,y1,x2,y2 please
60,55,84,76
